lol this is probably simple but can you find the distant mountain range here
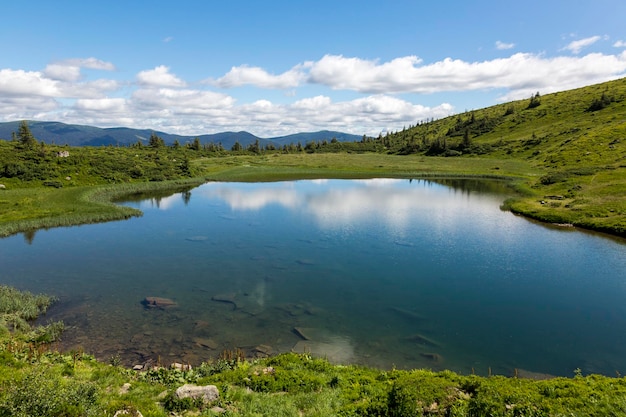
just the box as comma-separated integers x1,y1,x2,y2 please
0,121,363,149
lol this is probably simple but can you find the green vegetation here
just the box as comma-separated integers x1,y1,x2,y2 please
2,290,626,417
2,78,626,238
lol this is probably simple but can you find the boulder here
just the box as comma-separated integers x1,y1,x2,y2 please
175,384,219,403
142,296,177,309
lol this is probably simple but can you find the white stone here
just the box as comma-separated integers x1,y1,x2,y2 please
175,384,219,403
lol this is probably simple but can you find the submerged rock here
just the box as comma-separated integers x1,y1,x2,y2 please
420,352,443,362
405,333,441,348
389,306,425,321
211,293,237,309
142,296,177,309
194,337,219,350
293,327,312,340
253,344,273,357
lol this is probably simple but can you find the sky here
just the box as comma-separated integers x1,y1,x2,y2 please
1,0,626,138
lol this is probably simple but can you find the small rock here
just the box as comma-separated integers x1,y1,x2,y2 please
119,383,132,395
211,406,226,414
132,364,143,371
0,184,5,190
113,408,143,417
175,384,219,403
171,362,192,371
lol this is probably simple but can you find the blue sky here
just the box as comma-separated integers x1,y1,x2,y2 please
1,0,625,137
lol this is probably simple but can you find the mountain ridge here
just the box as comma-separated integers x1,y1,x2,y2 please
0,120,363,149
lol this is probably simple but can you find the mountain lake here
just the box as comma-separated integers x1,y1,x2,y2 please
1,178,625,377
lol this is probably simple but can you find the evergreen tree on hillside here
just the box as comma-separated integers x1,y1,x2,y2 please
17,120,37,149
527,92,541,109
148,132,165,148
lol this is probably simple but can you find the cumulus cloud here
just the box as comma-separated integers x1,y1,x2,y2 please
212,64,308,89
0,69,61,97
614,40,626,48
43,58,115,81
2,44,626,137
306,52,626,96
137,65,186,87
563,35,602,54
496,41,515,50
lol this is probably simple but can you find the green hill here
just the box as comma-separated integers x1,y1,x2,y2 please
381,77,626,236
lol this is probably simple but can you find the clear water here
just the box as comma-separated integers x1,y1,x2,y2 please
1,179,625,377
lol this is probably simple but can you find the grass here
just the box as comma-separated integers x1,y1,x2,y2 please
2,337,626,416
0,178,205,238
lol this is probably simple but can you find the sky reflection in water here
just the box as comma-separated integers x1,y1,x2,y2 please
1,179,625,376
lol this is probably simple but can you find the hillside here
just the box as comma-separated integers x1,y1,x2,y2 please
382,77,626,235
0,121,362,149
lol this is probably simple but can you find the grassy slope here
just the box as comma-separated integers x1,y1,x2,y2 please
386,77,626,235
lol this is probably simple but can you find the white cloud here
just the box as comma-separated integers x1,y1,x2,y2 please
308,55,425,93
496,41,515,50
2,46,626,138
563,35,602,54
0,69,58,98
614,40,626,48
43,58,116,81
65,58,116,71
43,64,82,82
307,52,626,95
213,64,307,89
163,36,174,43
74,98,127,112
137,65,186,87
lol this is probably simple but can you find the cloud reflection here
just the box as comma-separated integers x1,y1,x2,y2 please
198,179,507,234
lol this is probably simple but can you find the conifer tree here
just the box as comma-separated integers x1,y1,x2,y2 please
17,120,37,149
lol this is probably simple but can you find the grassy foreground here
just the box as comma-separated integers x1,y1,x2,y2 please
2,287,626,417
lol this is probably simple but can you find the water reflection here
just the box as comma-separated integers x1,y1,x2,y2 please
199,179,511,232
1,179,625,376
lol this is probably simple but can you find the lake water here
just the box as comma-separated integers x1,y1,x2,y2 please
1,179,625,377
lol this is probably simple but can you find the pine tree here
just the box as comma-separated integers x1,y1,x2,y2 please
17,121,37,149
